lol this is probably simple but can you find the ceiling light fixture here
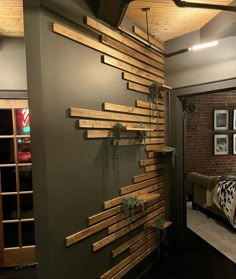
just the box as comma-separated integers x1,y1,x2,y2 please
188,41,218,51
166,40,219,57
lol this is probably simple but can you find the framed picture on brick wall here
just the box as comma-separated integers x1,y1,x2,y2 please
214,110,229,130
233,134,236,155
214,134,229,155
233,110,236,130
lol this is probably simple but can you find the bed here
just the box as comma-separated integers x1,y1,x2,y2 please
186,172,236,228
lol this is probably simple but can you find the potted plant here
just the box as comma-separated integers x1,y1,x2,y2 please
155,218,166,229
122,196,144,221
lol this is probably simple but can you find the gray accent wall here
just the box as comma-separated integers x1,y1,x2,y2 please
24,4,147,279
165,6,236,89
166,35,236,88
0,38,27,90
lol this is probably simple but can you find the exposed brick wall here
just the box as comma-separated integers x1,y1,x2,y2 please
185,91,236,176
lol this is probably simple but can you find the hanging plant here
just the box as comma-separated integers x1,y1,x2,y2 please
111,122,125,175
148,82,162,126
137,130,147,145
122,196,144,221
148,81,162,103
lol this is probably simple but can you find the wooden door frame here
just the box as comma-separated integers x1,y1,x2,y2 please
168,77,236,250
0,95,36,267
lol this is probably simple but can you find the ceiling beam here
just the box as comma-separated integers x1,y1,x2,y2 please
92,0,134,28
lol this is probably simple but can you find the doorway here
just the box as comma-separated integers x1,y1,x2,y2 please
0,99,35,267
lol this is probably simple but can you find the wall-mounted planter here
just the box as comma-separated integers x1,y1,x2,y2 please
122,193,160,221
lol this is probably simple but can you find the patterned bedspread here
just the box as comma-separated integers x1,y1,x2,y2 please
216,176,236,228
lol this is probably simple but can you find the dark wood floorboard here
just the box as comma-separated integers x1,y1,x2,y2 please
0,229,235,278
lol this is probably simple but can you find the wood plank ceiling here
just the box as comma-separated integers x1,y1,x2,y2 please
0,0,23,37
0,0,233,41
125,0,234,41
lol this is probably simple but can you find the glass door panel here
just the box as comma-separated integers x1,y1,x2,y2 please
0,110,13,135
0,167,16,192
3,223,19,248
21,222,35,246
17,138,31,163
20,194,34,219
19,166,32,192
2,195,18,220
0,138,15,164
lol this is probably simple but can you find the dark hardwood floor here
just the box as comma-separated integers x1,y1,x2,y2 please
0,228,235,278
0,264,36,279
142,228,236,279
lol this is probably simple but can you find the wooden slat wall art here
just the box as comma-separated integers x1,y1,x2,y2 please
84,16,164,64
133,26,164,52
53,16,171,279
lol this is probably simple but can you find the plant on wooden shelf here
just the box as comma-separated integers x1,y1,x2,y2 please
155,218,166,229
111,122,125,175
122,196,144,221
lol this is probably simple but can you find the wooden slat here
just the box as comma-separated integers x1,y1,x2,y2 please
136,100,164,111
112,228,153,258
129,232,156,254
87,130,141,139
146,145,166,152
87,130,110,138
128,82,149,95
125,127,153,131
101,35,164,71
100,237,157,279
79,120,156,130
120,176,164,195
147,152,155,159
104,102,159,116
157,124,165,131
133,170,161,184
88,205,121,226
144,213,165,230
85,16,164,64
145,164,165,173
110,243,158,279
53,23,163,78
93,206,164,252
133,26,164,51
70,108,157,124
137,193,161,203
79,119,157,130
107,200,164,234
147,131,164,138
117,137,164,146
104,181,164,209
122,72,154,87
103,55,164,84
140,158,159,167
66,211,128,247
